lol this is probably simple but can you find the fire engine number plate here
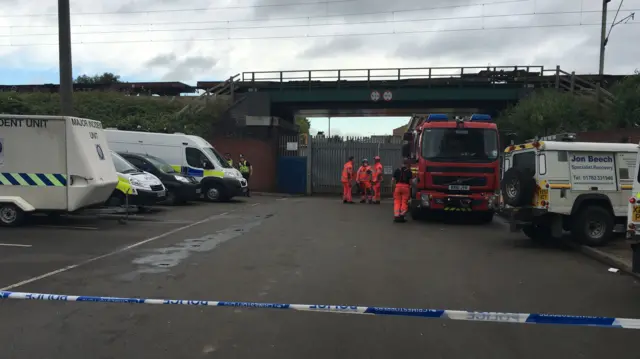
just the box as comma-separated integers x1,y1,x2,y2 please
448,185,470,191
633,207,640,222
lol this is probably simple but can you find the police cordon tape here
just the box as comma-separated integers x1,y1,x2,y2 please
2,290,639,329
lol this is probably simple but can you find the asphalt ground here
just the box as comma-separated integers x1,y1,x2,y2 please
1,196,639,358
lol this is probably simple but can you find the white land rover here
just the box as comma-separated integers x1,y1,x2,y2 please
501,133,637,246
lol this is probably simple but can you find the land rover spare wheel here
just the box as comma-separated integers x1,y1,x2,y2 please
501,167,535,207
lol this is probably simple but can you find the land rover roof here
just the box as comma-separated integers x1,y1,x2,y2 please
505,141,638,153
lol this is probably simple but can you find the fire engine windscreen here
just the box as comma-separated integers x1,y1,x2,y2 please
421,128,499,163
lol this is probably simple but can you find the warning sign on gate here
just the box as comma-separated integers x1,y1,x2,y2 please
370,90,380,102
383,90,392,102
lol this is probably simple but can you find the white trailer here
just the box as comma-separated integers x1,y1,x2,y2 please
0,115,118,226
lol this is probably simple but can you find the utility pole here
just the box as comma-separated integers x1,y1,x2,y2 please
596,0,610,106
58,0,74,116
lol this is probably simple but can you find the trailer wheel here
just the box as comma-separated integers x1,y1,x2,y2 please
0,203,25,227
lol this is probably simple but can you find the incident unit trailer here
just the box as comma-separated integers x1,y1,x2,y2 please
0,115,118,226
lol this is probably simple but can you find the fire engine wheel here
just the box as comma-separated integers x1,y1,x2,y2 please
501,167,536,207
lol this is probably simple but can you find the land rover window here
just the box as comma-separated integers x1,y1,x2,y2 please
557,151,568,162
512,151,535,172
538,154,547,175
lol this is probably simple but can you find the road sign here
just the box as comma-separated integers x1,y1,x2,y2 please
383,90,393,102
370,90,380,102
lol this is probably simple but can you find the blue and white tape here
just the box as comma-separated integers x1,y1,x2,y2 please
2,290,639,329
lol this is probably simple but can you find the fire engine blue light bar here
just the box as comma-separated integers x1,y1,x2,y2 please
426,114,448,122
1,290,639,330
469,114,492,122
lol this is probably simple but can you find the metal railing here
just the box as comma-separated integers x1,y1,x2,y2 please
241,66,546,83
543,66,615,105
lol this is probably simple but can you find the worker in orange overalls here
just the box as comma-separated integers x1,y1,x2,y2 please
371,156,383,204
392,158,413,222
341,156,355,204
356,158,373,203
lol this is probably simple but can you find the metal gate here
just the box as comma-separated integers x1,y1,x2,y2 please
277,135,309,194
310,136,402,195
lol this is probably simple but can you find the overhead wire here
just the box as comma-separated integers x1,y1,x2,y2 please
1,21,637,47
0,0,358,18
0,0,527,28
2,7,639,38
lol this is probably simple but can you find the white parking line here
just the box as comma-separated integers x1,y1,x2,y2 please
276,198,288,201
0,211,229,291
36,225,98,230
0,243,32,248
250,203,260,207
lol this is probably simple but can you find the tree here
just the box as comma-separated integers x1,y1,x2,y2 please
497,89,605,141
295,116,311,133
610,73,640,128
74,72,122,85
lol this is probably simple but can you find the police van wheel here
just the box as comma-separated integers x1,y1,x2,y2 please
0,203,25,227
205,184,222,202
572,205,614,247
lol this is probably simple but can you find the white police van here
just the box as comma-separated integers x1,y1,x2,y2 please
104,130,246,202
501,133,637,246
0,115,118,226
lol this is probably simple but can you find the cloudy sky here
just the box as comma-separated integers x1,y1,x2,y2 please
1,0,638,135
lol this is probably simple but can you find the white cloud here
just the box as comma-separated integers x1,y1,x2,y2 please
0,0,638,84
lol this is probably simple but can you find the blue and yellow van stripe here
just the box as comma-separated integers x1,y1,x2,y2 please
0,173,67,187
170,165,224,178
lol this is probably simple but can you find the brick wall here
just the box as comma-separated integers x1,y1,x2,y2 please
211,136,278,192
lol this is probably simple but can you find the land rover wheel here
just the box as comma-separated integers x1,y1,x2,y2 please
571,205,614,246
0,203,25,227
501,167,536,207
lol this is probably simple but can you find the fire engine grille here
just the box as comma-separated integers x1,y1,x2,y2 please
432,176,487,187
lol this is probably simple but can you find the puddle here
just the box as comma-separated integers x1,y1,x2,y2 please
123,218,266,278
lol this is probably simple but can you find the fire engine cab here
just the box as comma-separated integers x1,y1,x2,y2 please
402,113,500,223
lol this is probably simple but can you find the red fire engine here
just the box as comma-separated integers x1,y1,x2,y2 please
402,113,501,222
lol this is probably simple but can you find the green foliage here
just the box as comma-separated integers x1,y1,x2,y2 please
0,92,228,139
610,73,640,128
498,74,640,141
295,116,311,133
74,72,121,84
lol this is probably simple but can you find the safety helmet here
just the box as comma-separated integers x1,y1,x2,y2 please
374,156,381,161
362,158,368,163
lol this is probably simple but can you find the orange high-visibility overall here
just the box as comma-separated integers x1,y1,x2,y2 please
372,162,383,202
393,167,412,217
341,161,354,202
357,165,372,201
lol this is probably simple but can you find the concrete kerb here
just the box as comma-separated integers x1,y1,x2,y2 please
495,211,640,280
250,192,305,198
